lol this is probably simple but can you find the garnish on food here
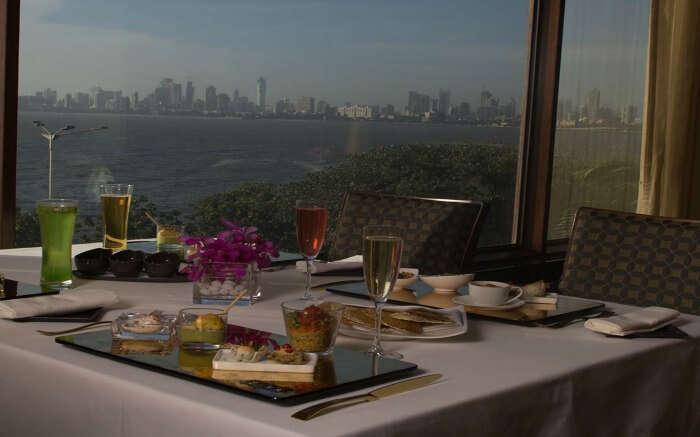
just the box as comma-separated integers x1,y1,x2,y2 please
271,343,307,364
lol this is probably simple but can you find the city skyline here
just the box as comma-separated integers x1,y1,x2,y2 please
20,76,641,128
18,1,648,110
19,75,523,116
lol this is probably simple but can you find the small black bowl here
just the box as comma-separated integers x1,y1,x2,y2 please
109,250,145,277
144,252,181,278
74,248,113,275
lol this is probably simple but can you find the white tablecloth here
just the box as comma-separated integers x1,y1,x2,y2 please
1,248,699,437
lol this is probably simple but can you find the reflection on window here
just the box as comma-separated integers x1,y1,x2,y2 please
548,0,649,239
16,1,529,249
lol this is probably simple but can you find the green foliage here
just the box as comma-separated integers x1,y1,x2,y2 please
188,143,519,250
15,208,41,247
549,159,639,237
14,142,639,251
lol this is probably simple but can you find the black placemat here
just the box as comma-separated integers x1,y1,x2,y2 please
0,278,58,300
56,327,417,405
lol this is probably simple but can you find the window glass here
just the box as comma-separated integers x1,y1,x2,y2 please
17,0,529,250
548,0,650,239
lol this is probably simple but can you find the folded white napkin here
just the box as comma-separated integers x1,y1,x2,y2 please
296,255,363,274
0,288,119,319
584,306,679,336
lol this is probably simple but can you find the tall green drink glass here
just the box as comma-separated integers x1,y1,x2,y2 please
37,199,78,290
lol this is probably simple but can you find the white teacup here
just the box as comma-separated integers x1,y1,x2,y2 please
467,281,523,306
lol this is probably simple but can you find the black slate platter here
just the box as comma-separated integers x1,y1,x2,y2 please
56,327,418,405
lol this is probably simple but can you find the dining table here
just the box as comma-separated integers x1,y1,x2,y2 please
0,243,699,437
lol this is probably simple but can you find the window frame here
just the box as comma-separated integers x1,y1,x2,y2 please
0,0,567,269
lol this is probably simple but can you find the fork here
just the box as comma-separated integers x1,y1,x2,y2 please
36,321,112,336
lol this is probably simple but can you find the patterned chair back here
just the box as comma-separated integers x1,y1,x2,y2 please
560,207,700,315
330,192,487,275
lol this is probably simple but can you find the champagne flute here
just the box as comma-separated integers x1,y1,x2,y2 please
362,225,403,359
295,200,329,299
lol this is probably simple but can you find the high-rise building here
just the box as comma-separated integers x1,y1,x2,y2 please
64,93,72,109
585,88,600,119
205,86,217,112
154,86,170,107
131,92,139,110
256,77,266,112
480,90,499,108
89,86,102,107
43,88,57,106
438,89,451,115
296,96,315,114
316,100,328,115
407,91,431,116
155,78,182,108
620,104,637,124
75,92,90,110
458,102,471,117
217,93,230,113
172,82,182,107
94,90,116,110
185,81,194,110
477,90,500,120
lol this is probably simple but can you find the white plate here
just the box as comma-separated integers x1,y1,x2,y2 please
212,350,318,373
338,305,467,341
452,295,525,310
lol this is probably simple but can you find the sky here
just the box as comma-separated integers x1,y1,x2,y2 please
18,0,649,110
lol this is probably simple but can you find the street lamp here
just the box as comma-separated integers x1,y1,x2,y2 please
33,121,108,199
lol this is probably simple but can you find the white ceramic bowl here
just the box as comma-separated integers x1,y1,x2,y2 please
393,268,419,290
420,273,474,292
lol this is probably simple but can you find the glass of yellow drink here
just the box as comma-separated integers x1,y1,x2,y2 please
156,224,185,259
100,184,133,251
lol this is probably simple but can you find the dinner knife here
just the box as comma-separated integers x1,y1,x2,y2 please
291,373,442,421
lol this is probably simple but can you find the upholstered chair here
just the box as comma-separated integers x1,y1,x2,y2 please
559,207,700,315
330,192,488,275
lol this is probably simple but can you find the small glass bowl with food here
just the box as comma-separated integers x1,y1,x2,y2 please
176,307,227,348
112,310,176,341
393,268,419,290
281,299,345,355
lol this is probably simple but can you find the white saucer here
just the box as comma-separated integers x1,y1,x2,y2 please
452,295,525,310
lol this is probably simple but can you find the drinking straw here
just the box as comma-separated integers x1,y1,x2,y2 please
145,211,161,227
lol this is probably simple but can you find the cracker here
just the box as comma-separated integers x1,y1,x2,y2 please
343,306,422,334
343,307,376,329
382,313,423,334
390,309,454,325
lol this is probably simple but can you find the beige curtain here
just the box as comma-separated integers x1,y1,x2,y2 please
637,0,700,219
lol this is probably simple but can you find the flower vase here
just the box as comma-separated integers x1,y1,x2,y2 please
192,262,262,306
